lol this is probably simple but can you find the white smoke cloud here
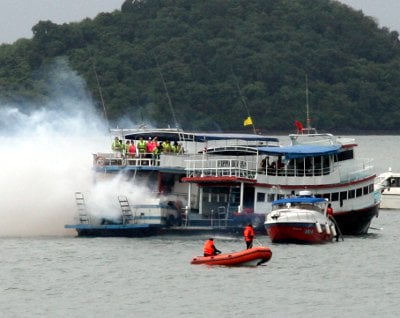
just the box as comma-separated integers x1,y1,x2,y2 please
0,59,148,236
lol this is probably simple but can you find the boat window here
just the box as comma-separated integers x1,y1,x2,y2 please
369,184,374,193
267,194,275,202
356,188,363,197
323,193,330,201
363,186,369,195
331,192,339,201
340,191,347,201
337,149,354,161
390,178,400,187
348,189,355,199
257,192,265,202
277,194,285,200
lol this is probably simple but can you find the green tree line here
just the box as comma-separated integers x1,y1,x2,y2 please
1,0,400,133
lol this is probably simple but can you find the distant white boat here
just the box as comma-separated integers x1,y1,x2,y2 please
375,169,400,209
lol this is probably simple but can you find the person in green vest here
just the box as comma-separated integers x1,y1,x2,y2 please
112,137,123,158
137,137,147,158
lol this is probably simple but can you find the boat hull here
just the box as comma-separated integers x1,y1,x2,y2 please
332,203,379,235
190,247,272,266
265,222,333,244
64,224,162,237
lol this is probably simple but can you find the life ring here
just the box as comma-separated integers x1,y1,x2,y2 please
96,156,105,166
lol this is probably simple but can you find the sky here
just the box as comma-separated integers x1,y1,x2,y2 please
0,0,400,44
0,0,123,44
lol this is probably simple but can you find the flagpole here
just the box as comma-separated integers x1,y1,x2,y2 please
305,73,311,130
232,69,256,134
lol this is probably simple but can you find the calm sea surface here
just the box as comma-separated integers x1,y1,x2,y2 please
1,135,400,318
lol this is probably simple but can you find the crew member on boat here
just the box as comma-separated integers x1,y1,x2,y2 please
137,137,147,158
327,204,339,242
243,224,255,249
112,137,123,158
203,238,221,256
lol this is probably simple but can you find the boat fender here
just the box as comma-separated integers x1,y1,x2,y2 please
330,225,337,237
315,221,322,233
96,156,105,166
325,223,331,235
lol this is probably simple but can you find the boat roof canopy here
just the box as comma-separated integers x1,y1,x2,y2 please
122,130,279,143
273,197,328,205
258,144,341,159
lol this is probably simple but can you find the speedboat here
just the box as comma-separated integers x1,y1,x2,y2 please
264,191,337,243
375,169,400,209
190,246,272,266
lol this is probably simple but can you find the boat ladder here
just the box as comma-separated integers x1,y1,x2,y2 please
118,195,135,224
75,192,90,224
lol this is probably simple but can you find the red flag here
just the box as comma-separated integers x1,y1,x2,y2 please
295,120,304,132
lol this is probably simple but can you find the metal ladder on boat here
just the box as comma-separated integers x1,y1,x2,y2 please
75,192,90,224
118,195,135,224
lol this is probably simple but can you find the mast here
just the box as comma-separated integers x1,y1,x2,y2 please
153,51,179,129
232,69,256,134
93,63,108,122
305,74,311,130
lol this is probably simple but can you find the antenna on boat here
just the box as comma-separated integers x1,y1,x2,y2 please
232,69,256,134
92,62,108,123
305,74,311,130
153,51,179,129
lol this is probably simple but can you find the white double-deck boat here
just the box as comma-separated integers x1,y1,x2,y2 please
65,128,279,236
374,169,400,209
183,129,380,235
65,127,380,237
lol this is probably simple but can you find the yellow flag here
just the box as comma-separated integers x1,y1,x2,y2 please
243,116,253,126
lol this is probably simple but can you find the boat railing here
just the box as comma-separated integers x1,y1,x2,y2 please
339,158,375,182
185,157,258,179
93,152,189,168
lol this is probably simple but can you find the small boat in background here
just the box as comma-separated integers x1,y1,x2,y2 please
190,246,272,266
374,169,400,210
264,191,336,244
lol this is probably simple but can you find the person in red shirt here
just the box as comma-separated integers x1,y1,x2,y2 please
326,203,339,242
203,238,221,256
327,203,333,217
243,224,255,249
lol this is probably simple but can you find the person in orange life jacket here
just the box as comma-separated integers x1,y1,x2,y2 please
326,203,339,242
243,224,255,249
203,238,221,256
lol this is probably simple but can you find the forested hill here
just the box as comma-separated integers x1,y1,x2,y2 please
1,0,400,133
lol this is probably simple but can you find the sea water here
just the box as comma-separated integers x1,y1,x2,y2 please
1,136,400,318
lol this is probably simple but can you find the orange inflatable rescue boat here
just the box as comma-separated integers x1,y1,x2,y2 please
190,246,272,266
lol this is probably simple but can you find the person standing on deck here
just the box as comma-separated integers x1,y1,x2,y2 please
111,137,123,158
243,224,255,249
137,137,147,158
327,203,339,242
128,141,137,157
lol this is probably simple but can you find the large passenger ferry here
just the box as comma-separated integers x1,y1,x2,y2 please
65,126,380,236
